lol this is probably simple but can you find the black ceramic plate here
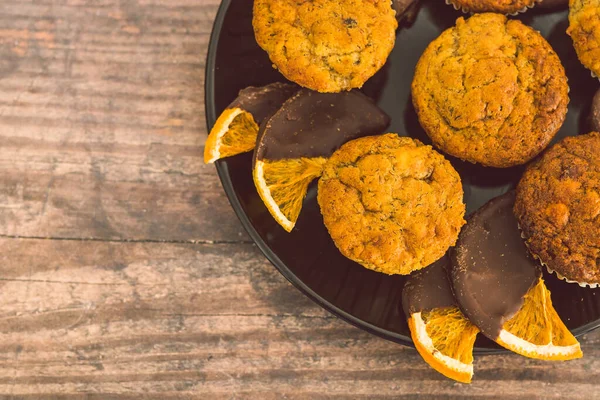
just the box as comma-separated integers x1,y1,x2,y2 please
205,0,600,353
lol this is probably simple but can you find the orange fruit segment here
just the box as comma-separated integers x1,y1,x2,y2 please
204,108,259,164
253,157,327,232
408,306,479,383
496,278,582,361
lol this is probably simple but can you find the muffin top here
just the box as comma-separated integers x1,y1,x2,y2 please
317,134,465,275
253,0,397,93
448,0,535,14
515,132,600,285
568,0,600,77
412,13,569,168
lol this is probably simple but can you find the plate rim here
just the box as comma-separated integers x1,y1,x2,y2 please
203,0,600,354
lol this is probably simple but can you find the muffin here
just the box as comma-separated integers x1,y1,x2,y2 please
515,132,600,286
317,134,466,275
446,0,535,14
253,0,397,93
412,13,569,168
568,0,600,78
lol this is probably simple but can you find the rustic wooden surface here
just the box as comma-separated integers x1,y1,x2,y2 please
0,0,599,398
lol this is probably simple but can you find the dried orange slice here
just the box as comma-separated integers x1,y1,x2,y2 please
253,157,327,232
408,306,479,384
204,83,298,164
403,259,479,383
496,278,582,361
204,108,258,164
449,192,582,362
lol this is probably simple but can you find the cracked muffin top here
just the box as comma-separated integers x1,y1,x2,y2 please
412,13,569,168
514,132,600,285
317,134,466,275
252,0,397,93
568,0,600,77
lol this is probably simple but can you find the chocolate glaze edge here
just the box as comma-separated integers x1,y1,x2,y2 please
255,89,391,161
229,82,299,125
402,256,457,317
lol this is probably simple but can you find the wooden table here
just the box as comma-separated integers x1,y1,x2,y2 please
0,1,598,398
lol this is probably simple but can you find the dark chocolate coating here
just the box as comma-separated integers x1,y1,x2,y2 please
535,0,568,9
589,88,600,132
255,89,391,161
449,191,541,340
402,256,456,317
392,0,420,26
229,82,298,125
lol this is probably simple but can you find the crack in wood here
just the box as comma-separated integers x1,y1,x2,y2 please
0,234,253,245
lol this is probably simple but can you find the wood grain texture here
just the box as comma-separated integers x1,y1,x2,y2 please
0,0,599,399
0,0,247,242
1,237,600,399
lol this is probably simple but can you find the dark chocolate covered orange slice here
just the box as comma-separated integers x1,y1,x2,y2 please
403,257,479,383
253,89,390,232
450,191,582,360
204,82,297,163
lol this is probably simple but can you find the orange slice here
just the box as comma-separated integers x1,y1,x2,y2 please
253,157,327,232
408,306,479,383
204,108,259,164
496,278,582,360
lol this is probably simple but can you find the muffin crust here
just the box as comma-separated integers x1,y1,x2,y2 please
568,0,600,77
412,13,569,168
317,134,465,275
253,0,397,93
515,133,600,284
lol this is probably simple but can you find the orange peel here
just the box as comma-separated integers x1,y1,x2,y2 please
253,157,327,232
204,108,259,164
408,306,479,384
496,278,582,361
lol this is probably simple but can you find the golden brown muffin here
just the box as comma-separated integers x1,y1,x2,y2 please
568,0,600,77
317,134,466,275
447,0,535,14
253,0,397,93
412,13,569,168
515,133,600,285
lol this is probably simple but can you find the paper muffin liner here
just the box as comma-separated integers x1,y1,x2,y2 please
588,70,600,83
544,265,600,288
518,224,600,288
444,0,533,15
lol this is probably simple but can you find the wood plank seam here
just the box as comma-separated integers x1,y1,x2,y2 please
0,233,253,245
